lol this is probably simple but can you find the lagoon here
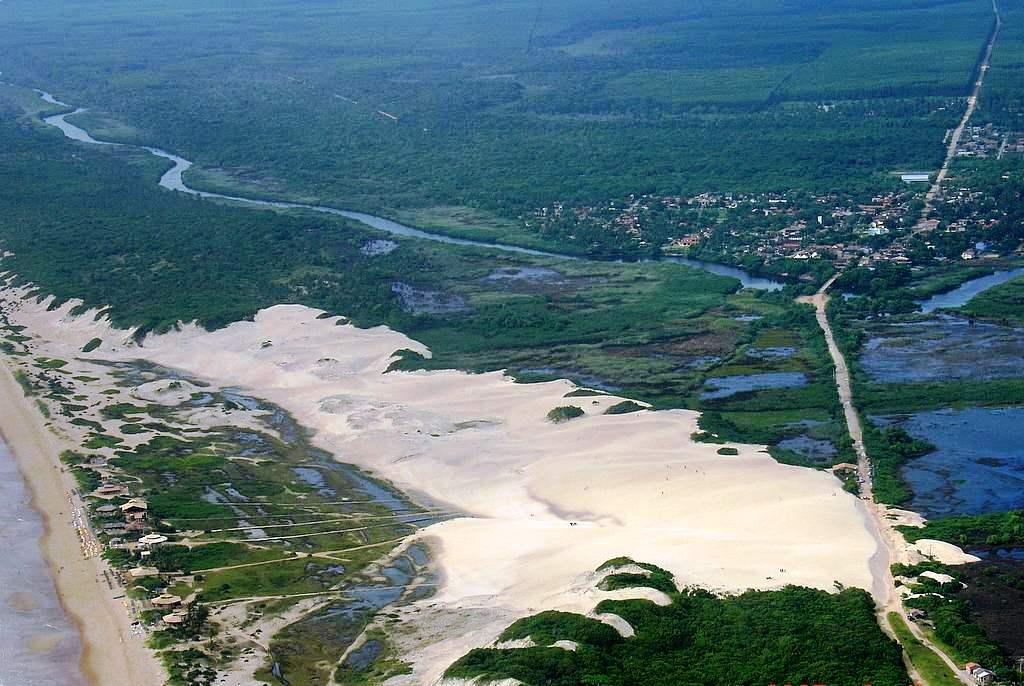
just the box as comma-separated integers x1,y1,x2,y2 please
873,407,1024,518
918,268,1024,313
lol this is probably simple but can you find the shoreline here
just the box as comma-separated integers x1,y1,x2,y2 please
0,360,164,686
0,420,93,686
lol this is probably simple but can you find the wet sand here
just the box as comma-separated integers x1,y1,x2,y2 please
0,440,86,686
0,362,164,686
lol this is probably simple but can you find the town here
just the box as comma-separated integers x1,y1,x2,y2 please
523,127,1024,277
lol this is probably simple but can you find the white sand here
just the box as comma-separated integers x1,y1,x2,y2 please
4,296,887,683
909,539,981,565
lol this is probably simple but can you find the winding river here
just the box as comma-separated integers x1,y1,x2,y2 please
35,90,784,291
917,267,1024,313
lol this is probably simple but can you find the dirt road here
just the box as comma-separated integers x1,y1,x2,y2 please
800,278,970,685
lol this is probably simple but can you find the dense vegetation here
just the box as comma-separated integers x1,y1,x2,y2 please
960,275,1024,324
447,584,908,686
863,425,934,506
894,562,1015,678
902,510,1024,546
0,96,857,468
0,0,994,256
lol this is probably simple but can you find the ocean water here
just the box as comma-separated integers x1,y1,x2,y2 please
0,441,87,686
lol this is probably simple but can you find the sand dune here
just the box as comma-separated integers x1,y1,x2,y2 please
5,296,882,683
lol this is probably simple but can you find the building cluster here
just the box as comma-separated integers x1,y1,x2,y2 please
527,168,1019,269
89,479,187,627
956,124,1024,160
527,190,927,268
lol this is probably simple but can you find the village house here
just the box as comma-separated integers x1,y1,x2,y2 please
965,663,996,686
95,482,127,497
95,503,119,518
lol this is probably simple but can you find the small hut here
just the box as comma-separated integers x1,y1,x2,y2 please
162,611,187,625
151,594,182,608
138,533,168,547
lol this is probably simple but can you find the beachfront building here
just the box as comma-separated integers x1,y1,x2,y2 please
162,611,187,626
96,482,127,497
95,504,119,518
120,497,148,520
151,594,182,609
138,533,169,547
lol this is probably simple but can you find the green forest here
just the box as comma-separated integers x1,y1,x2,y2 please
446,566,907,686
0,0,995,253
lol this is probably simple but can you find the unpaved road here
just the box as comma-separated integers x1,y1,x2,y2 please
800,278,970,685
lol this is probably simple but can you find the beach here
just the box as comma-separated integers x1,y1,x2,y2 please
0,291,891,683
0,437,86,686
0,360,164,686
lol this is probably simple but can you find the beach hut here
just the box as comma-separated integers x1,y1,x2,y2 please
96,504,118,517
162,611,187,625
151,594,182,608
138,533,169,546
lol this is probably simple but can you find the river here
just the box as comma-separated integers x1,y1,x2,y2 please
0,440,87,686
917,267,1024,313
35,90,783,291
